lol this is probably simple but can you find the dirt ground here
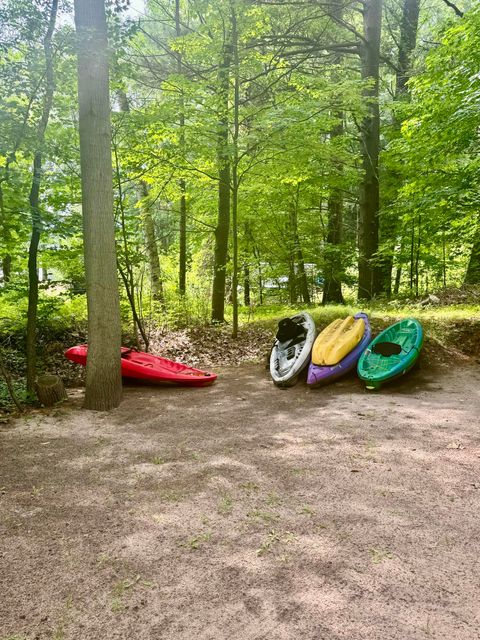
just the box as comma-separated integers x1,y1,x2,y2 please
1,362,480,640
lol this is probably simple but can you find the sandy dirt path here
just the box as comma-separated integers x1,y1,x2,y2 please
1,363,480,640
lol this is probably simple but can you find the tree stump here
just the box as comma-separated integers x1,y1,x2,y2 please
35,374,67,407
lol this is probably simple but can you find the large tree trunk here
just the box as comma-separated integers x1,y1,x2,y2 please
395,0,421,98
211,36,232,323
26,0,58,393
377,0,420,297
357,0,382,301
74,0,122,410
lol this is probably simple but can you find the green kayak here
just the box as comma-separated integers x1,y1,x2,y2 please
357,318,424,390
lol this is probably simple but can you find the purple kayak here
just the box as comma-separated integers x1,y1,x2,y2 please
307,312,371,387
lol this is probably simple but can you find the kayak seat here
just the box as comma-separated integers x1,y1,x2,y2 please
372,341,402,357
276,317,306,343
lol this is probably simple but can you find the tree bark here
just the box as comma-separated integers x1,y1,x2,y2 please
288,258,297,305
0,184,12,283
357,0,382,301
231,5,240,338
175,0,187,295
289,184,310,304
465,230,480,284
35,374,67,407
139,181,165,307
322,1,345,305
26,0,58,393
0,348,23,412
243,265,251,306
322,184,344,304
396,0,421,98
179,177,187,294
74,0,122,410
211,33,232,323
377,0,420,297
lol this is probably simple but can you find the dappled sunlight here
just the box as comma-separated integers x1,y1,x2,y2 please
3,364,480,638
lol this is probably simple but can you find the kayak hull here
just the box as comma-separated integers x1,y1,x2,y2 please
307,312,371,387
270,312,316,388
311,315,366,366
357,318,423,390
65,345,217,387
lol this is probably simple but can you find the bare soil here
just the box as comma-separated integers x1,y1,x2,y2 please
1,361,480,640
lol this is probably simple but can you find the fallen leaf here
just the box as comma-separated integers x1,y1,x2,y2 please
446,442,464,450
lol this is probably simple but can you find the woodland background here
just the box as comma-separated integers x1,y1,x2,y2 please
0,0,478,406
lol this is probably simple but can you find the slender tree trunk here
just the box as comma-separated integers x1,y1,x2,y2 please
0,347,23,412
113,147,150,350
243,265,251,306
290,186,310,304
288,258,296,305
252,242,263,304
26,0,58,393
357,0,382,300
296,247,310,304
322,1,344,305
74,0,122,410
414,214,421,296
442,229,447,287
378,0,420,296
393,265,402,295
0,184,12,282
409,220,415,291
286,189,309,305
139,182,165,307
465,227,480,284
322,183,344,304
179,177,187,293
211,33,232,323
116,90,165,315
175,0,187,295
231,5,240,337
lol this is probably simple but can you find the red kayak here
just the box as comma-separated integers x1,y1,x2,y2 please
64,345,217,387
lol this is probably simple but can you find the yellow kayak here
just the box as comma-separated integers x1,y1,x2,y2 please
311,316,366,366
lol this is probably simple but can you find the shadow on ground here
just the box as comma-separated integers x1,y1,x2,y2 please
1,362,480,639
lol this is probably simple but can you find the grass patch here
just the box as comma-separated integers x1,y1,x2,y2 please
369,548,393,563
180,532,212,550
217,495,234,515
256,529,296,557
247,509,280,524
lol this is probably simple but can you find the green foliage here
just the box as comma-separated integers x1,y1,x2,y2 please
383,4,480,290
0,0,478,366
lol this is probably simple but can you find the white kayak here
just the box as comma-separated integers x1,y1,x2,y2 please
269,311,316,387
